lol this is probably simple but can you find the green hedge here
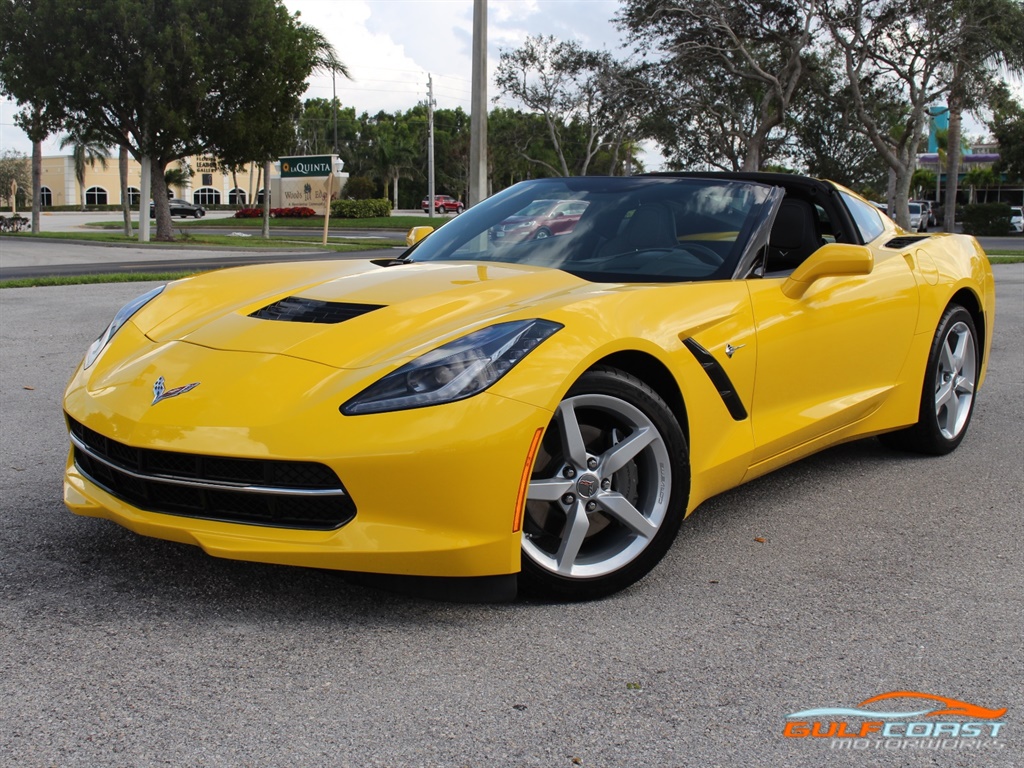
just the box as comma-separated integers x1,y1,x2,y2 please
961,203,1013,236
331,198,391,219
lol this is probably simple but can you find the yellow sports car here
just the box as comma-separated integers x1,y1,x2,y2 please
63,173,995,600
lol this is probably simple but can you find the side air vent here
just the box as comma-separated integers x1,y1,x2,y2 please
884,235,930,249
249,296,384,324
682,338,748,421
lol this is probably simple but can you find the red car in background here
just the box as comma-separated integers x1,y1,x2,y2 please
490,199,590,244
422,195,464,214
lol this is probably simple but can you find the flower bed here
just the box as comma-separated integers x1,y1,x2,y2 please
233,206,318,219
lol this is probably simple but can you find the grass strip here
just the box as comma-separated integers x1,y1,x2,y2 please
1,272,198,289
2,230,401,250
84,215,448,231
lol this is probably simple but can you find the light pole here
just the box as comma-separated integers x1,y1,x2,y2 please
427,74,436,220
469,0,487,207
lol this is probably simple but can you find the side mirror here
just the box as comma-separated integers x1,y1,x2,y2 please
406,226,434,247
782,243,874,298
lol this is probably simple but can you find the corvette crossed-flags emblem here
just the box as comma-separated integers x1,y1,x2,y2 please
152,376,200,406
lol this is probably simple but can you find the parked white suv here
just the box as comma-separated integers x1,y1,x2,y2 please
907,202,928,233
1011,206,1023,233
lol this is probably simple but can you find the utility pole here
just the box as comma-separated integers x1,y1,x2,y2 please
427,74,436,220
469,0,487,207
332,71,338,155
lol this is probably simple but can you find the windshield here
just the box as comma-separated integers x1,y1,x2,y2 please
408,177,775,283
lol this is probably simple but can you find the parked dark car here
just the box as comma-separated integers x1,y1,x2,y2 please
150,199,206,218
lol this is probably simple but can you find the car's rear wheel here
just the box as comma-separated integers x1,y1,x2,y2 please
880,304,978,455
520,367,689,600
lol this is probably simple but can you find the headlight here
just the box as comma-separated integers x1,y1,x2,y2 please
341,319,562,415
83,285,165,369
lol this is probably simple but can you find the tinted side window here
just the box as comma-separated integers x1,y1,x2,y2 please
841,192,886,243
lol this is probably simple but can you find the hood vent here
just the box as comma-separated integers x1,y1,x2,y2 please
249,296,384,324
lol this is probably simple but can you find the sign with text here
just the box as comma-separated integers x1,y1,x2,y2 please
280,176,334,212
279,156,334,178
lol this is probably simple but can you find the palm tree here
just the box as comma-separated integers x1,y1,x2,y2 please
963,166,997,204
59,131,110,211
164,163,191,198
376,132,416,210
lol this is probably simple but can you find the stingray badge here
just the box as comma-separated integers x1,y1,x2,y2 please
152,376,200,405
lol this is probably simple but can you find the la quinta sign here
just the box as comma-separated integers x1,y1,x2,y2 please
279,156,334,178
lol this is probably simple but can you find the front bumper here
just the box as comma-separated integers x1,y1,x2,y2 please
64,380,551,578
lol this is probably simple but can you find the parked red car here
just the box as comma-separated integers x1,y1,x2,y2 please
489,199,590,244
421,195,464,214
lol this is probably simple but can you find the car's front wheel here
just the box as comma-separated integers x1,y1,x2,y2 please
880,304,978,455
520,367,689,600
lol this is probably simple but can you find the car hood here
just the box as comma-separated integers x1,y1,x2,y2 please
137,259,596,369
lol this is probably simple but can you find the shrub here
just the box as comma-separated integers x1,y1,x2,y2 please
344,176,379,200
234,208,263,218
961,203,1012,236
331,198,391,218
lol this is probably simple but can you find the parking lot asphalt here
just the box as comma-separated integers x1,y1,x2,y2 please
0,265,1021,767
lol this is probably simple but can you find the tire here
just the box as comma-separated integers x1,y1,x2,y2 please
533,227,552,240
455,205,464,215
880,304,978,455
519,367,689,600
193,210,202,218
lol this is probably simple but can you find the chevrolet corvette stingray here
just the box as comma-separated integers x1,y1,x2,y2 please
63,173,995,600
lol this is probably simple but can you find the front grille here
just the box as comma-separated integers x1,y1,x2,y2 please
249,296,384,324
67,417,356,530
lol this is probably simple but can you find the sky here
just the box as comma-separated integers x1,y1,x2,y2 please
0,0,643,161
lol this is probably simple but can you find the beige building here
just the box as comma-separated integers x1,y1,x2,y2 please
39,154,269,208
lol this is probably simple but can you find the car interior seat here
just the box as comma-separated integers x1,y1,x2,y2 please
598,202,678,258
766,198,825,273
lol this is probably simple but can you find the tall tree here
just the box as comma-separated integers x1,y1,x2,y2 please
495,35,636,177
0,149,30,209
988,83,1024,183
823,0,949,229
788,55,891,191
372,112,416,209
12,104,59,232
619,0,818,171
936,0,1024,230
0,0,343,241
